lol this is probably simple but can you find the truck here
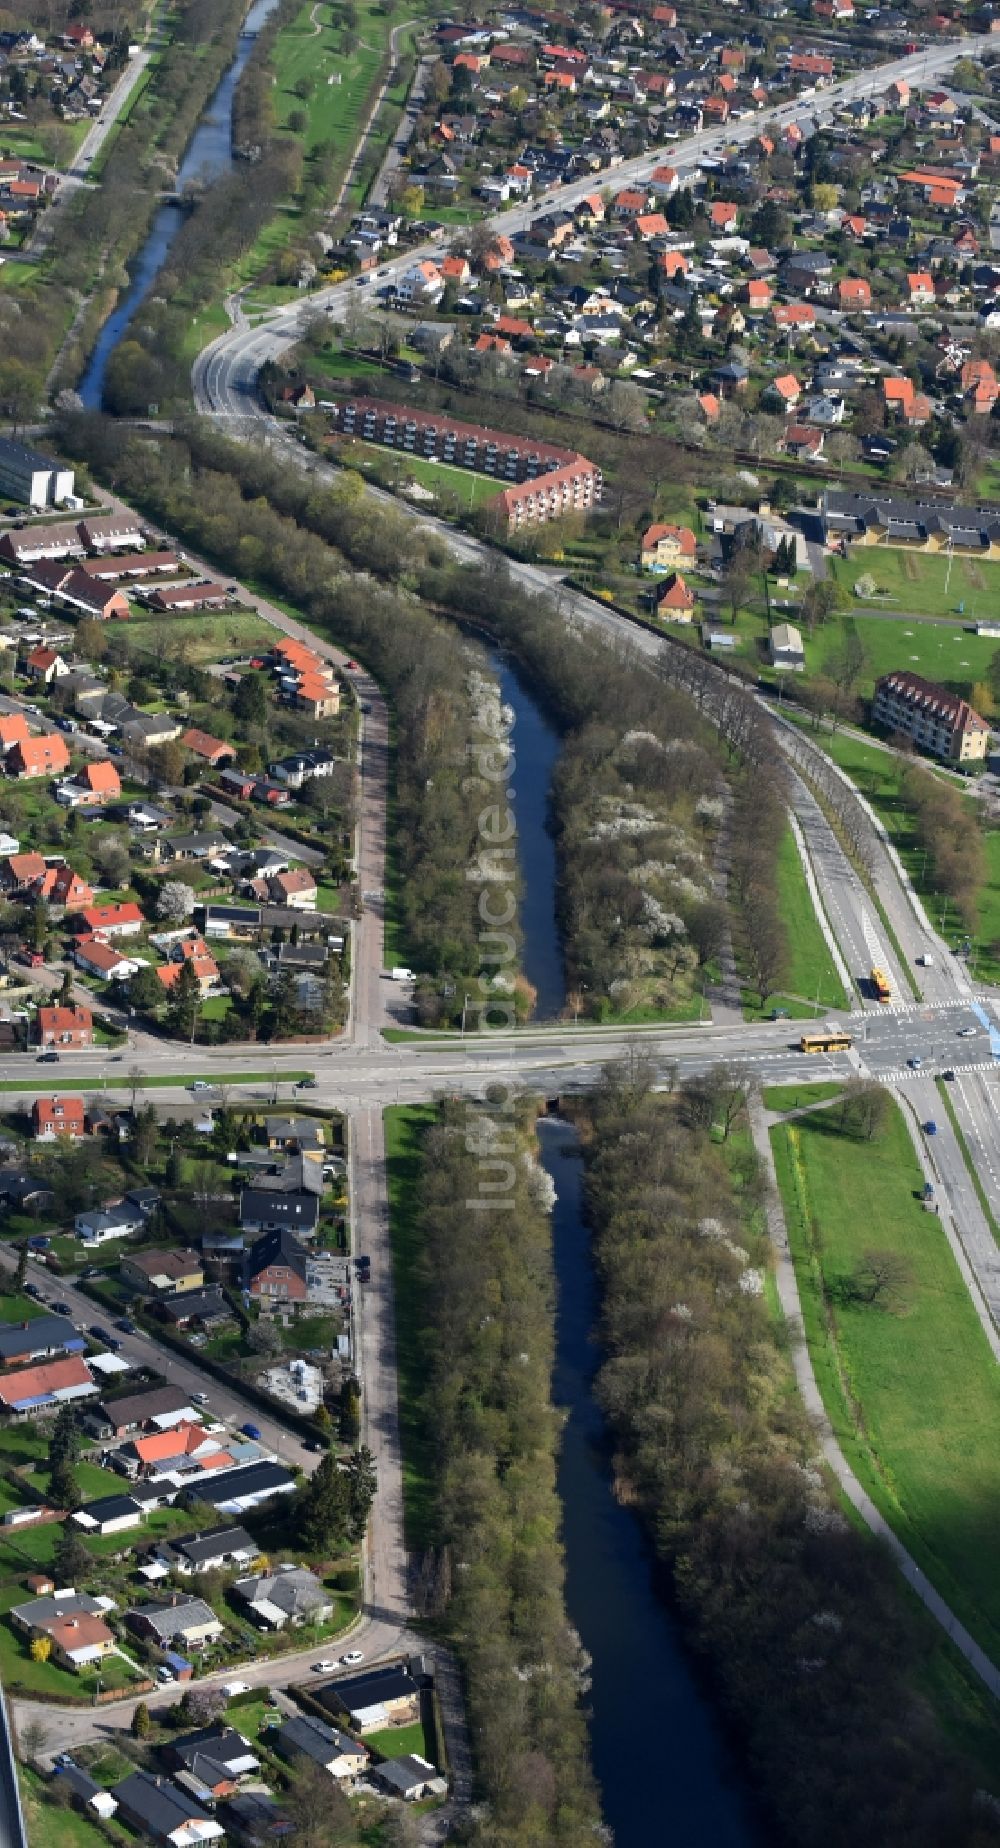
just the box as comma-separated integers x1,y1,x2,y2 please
870,966,892,1003
390,966,414,982
917,952,934,967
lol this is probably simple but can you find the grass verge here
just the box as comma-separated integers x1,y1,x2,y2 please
771,1098,1000,1661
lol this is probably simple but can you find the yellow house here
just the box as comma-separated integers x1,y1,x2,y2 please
44,1613,116,1674
640,522,697,573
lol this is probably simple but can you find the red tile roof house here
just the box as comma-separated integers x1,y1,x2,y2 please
768,373,801,409
56,760,121,807
33,1095,87,1140
37,1003,93,1049
781,424,825,460
24,646,69,685
773,303,817,333
0,850,46,893
655,571,696,618
37,863,94,909
7,734,71,780
73,901,144,939
907,271,936,307
837,277,871,310
709,200,738,232
0,1353,97,1413
180,729,235,768
74,937,138,981
0,713,29,751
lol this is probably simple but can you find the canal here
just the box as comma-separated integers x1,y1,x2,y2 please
79,17,757,1826
79,0,281,409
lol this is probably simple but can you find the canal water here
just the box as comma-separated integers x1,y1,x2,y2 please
539,1117,758,1848
488,646,566,1021
79,0,281,409
80,20,757,1828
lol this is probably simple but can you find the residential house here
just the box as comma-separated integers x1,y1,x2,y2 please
639,523,697,572
0,1353,96,1410
74,901,144,938
56,759,121,806
240,1187,320,1240
156,937,219,997
232,1565,333,1630
0,1313,84,1366
94,1384,198,1438
0,714,29,751
246,1226,309,1306
78,513,145,551
8,734,71,779
73,937,139,981
75,1200,146,1244
112,1772,224,1848
654,571,696,619
23,646,69,685
837,277,871,310
72,1493,147,1537
166,1726,261,1799
175,1461,296,1516
34,1609,115,1672
153,1526,261,1576
321,1663,421,1732
275,1715,369,1781
180,729,235,768
147,583,230,612
126,1595,226,1652
265,1116,327,1153
37,1002,92,1049
55,1764,119,1822
907,271,936,307
122,1249,204,1296
32,1095,86,1140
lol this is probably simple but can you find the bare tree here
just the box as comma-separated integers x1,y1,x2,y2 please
850,1247,915,1313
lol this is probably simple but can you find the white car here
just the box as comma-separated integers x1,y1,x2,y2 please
191,1392,210,1407
188,1079,216,1093
223,1680,251,1697
958,1026,977,1037
341,1650,364,1666
312,1659,338,1674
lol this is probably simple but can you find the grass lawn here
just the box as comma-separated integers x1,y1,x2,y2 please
763,1080,844,1113
773,821,849,1009
120,609,275,667
20,1768,114,1848
771,1099,1000,1659
367,1719,430,1760
346,443,507,512
0,1292,44,1322
739,822,850,1020
812,606,1000,702
831,546,1000,624
384,1104,437,1551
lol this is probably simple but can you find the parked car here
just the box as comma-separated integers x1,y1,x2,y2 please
27,1236,50,1251
241,1422,263,1441
341,1650,364,1666
23,1284,42,1300
223,1680,251,1697
89,1325,112,1345
924,1120,938,1136
52,1301,72,1316
311,1660,337,1674
155,1666,174,1683
115,1318,136,1334
36,1050,59,1063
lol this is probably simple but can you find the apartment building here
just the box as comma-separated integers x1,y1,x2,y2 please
872,671,990,764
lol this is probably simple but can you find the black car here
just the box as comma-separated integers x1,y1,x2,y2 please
36,1050,59,1063
303,1438,325,1453
53,1301,72,1316
89,1324,112,1345
115,1318,136,1335
23,1284,42,1300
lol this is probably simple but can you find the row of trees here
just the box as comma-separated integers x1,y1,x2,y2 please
411,1099,602,1846
61,413,498,994
582,1060,998,1848
899,760,986,935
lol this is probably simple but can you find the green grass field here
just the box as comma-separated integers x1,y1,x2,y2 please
771,1099,1000,1659
384,1103,437,1550
741,823,850,1018
120,608,275,666
347,443,507,512
367,1719,430,1760
831,546,1000,622
763,1080,845,1113
812,607,999,701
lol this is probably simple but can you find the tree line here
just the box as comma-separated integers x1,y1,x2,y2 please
62,412,503,993
408,1097,603,1848
580,1058,1000,1848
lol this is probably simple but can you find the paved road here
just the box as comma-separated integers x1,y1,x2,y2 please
368,48,433,209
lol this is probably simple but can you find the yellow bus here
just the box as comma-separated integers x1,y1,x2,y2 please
870,966,892,1003
799,1030,853,1054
